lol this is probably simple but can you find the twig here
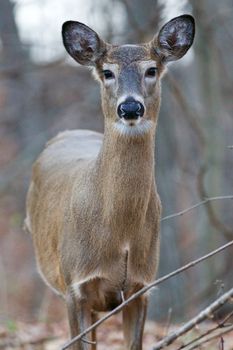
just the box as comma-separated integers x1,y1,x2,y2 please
167,72,206,149
178,310,233,349
81,338,96,345
161,195,233,222
186,324,233,350
151,287,233,350
120,290,125,303
198,164,233,240
219,336,224,350
167,70,233,238
61,240,233,350
162,308,172,337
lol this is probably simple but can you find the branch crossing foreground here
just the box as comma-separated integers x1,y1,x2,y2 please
62,239,233,350
152,287,233,349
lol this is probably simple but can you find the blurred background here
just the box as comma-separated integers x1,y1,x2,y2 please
0,0,232,328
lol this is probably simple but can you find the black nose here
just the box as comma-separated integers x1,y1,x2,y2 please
117,101,144,120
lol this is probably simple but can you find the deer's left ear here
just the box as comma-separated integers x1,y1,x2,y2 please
152,14,195,63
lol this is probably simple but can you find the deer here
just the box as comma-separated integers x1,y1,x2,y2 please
25,14,195,350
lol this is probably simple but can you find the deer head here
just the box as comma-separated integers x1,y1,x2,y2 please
62,15,195,137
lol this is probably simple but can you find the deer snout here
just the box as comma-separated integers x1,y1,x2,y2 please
117,100,145,120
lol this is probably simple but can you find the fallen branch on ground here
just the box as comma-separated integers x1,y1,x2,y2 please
61,240,233,350
151,287,233,350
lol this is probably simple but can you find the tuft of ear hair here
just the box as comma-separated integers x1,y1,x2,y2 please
153,14,195,63
62,21,107,66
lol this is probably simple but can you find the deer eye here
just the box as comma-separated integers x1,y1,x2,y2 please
103,70,115,80
145,67,157,78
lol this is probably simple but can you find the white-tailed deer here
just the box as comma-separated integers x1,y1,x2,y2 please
25,15,195,350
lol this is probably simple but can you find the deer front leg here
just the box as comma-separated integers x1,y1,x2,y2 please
122,294,148,350
66,289,94,350
91,311,97,350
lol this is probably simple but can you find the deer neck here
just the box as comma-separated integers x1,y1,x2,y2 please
95,123,156,233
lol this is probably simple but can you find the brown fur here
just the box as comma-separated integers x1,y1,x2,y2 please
26,15,195,350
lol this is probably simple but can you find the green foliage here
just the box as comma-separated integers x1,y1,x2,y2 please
6,319,18,333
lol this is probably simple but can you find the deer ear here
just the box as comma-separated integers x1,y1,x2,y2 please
62,21,107,66
153,14,195,63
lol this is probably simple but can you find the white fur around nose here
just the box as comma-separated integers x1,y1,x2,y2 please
114,119,154,137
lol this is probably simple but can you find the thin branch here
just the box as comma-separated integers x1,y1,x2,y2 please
81,338,96,345
151,287,233,350
185,324,233,350
162,308,173,338
198,164,233,240
178,310,233,349
167,38,233,239
161,195,233,222
61,240,233,350
167,72,206,149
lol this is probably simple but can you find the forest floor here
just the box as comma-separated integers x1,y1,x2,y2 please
1,316,233,350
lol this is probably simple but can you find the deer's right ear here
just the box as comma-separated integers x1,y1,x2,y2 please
62,21,107,66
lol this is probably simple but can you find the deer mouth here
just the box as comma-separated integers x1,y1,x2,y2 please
114,118,154,136
121,118,142,127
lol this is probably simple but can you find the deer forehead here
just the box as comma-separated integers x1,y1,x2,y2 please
102,46,157,78
106,44,153,66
